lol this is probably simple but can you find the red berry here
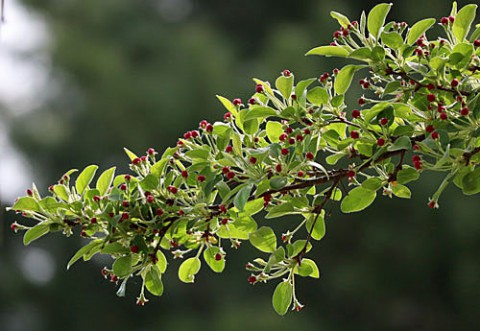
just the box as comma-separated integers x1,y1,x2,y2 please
350,131,359,139
122,200,129,207
297,171,305,177
181,170,188,178
206,124,214,133
281,148,289,156
440,112,448,120
461,107,469,116
249,157,257,164
431,131,439,139
147,195,154,203
426,125,435,133
233,98,242,106
285,127,293,134
413,144,420,151
413,161,422,170
140,156,147,162
220,205,227,213
303,128,311,135
120,184,127,191
178,210,185,216
342,29,349,37
362,82,370,89
279,133,288,141
147,148,156,155
282,69,291,77
225,145,233,153
412,155,421,162
197,175,206,182
377,138,385,146
248,98,256,105
427,83,435,90
26,189,33,196
358,97,366,105
440,17,449,25
448,16,455,23
121,212,129,220
224,112,232,120
227,171,235,180
222,166,230,174
255,84,264,93
199,120,208,128
475,39,480,47
156,208,164,216
93,195,101,202
451,78,459,88
81,230,87,237
438,104,446,113
352,109,361,118
90,217,97,224
416,37,425,47
276,164,282,172
130,245,139,253
248,276,257,284
124,175,131,181
296,134,303,142
379,117,389,126
333,31,341,39
306,152,314,160
414,48,423,56
427,94,435,102
132,157,141,165
214,253,222,261
221,218,229,225
333,68,340,75
167,186,178,194
288,137,296,145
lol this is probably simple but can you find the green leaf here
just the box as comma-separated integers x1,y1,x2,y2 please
75,165,99,195
156,250,168,273
397,166,420,184
462,167,480,195
67,239,103,270
145,266,164,296
294,258,320,278
178,257,201,283
234,184,253,212
23,223,50,245
11,197,41,212
123,148,138,162
341,187,377,213
216,95,238,116
272,281,293,316
112,255,133,277
96,167,116,196
387,136,411,151
294,78,316,99
53,185,70,202
392,184,411,199
266,121,283,143
270,176,288,190
330,11,351,28
239,198,264,218
305,212,326,241
334,65,364,95
307,87,329,105
381,31,404,49
275,75,294,100
406,18,436,45
367,3,392,40
203,246,225,273
266,202,294,219
306,45,349,57
249,226,277,253
362,177,383,191
244,106,277,121
453,4,477,42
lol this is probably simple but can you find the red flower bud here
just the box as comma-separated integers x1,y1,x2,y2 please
249,157,257,164
225,145,233,153
206,124,214,133
350,131,359,139
431,131,439,139
130,245,139,253
233,98,242,106
227,171,235,180
352,109,361,118
306,152,314,160
282,69,291,77
347,170,356,178
451,78,459,88
377,138,385,146
255,84,264,93
121,212,129,220
427,94,435,102
167,186,178,194
248,276,257,284
461,107,469,116
214,253,222,261
426,125,435,133
276,164,282,172
147,148,156,155
281,148,289,156
379,117,389,126
197,175,206,182
156,208,164,216
181,170,188,178
279,133,288,141
147,195,154,203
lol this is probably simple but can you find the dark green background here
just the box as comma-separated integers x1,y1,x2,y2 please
1,1,480,330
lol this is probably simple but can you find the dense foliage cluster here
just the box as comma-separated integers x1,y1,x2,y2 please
7,2,480,315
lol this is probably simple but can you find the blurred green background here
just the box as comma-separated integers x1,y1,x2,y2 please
1,0,480,330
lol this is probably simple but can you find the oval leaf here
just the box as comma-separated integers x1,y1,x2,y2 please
23,223,50,245
306,45,349,57
367,3,392,40
406,18,436,45
96,167,116,196
341,187,377,213
249,226,277,253
145,266,164,296
453,4,477,42
112,255,133,278
75,165,99,195
178,257,201,283
272,281,293,316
